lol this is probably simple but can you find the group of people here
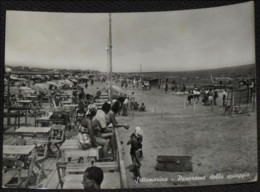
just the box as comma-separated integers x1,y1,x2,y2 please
82,125,143,189
186,88,219,106
120,78,148,90
117,92,147,116
51,83,145,186
72,86,144,185
78,101,144,186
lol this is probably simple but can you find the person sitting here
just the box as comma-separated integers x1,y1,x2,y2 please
134,101,139,111
139,103,146,112
77,92,86,114
78,105,99,150
53,95,62,108
80,104,109,159
72,90,78,104
92,102,115,159
82,166,104,189
106,101,129,130
95,87,101,100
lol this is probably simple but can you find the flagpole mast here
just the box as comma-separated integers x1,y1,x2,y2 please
109,13,113,103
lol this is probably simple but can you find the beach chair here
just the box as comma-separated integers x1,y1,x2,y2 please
33,144,49,185
29,101,45,117
56,161,67,189
49,125,65,158
2,158,24,188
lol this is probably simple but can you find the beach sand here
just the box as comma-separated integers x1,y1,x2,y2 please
115,84,257,188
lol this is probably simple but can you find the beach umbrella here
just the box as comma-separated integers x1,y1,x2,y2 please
30,83,50,92
10,76,19,81
19,86,36,95
47,81,61,88
16,77,27,82
69,79,78,83
63,80,74,86
35,75,43,79
106,85,126,98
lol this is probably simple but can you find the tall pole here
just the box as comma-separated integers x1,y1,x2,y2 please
140,64,142,91
106,38,109,77
5,68,12,126
109,13,113,104
7,75,10,126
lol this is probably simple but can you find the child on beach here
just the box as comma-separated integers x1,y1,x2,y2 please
127,127,143,182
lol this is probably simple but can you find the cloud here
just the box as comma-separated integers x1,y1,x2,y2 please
5,2,255,72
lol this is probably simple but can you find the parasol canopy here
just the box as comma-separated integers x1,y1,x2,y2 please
19,86,36,95
30,83,50,92
47,81,62,88
106,84,127,98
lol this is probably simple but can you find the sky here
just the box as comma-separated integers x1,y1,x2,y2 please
5,2,255,73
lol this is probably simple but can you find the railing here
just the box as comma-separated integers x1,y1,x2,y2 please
114,129,128,189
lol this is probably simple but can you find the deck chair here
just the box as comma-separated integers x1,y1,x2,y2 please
56,161,67,189
49,125,65,159
2,158,24,188
16,138,27,146
29,102,44,117
33,144,49,185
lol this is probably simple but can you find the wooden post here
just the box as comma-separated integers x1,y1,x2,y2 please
7,75,11,126
184,98,186,111
232,90,235,116
252,92,255,112
132,106,134,120
155,99,157,114
211,98,213,111
161,103,164,118
193,99,195,117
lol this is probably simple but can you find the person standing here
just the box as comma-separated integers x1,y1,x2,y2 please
122,95,129,116
165,83,168,94
127,127,143,182
213,89,218,105
222,89,227,106
130,92,135,111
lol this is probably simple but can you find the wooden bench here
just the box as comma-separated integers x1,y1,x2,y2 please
66,161,118,174
95,102,104,110
64,148,100,162
60,139,100,162
95,99,108,103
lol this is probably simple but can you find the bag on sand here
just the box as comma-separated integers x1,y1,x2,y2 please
77,132,92,150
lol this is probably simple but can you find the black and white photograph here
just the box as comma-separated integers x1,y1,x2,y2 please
2,1,257,189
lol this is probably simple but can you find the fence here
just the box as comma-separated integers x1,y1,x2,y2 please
225,88,254,115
